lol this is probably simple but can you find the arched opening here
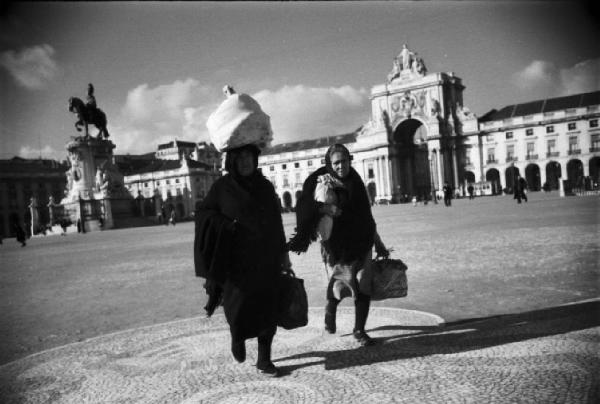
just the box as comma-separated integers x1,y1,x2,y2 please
282,191,292,211
464,171,475,184
504,166,520,194
294,190,302,207
177,202,185,218
525,164,541,191
367,182,377,205
589,157,600,190
545,161,561,190
393,119,430,198
485,168,501,195
566,159,584,192
144,199,154,216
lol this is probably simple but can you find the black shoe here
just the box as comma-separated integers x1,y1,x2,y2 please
324,311,336,334
231,340,246,363
256,361,280,377
353,330,375,346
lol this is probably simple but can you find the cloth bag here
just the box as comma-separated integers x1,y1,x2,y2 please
277,268,309,330
206,87,273,152
370,257,408,301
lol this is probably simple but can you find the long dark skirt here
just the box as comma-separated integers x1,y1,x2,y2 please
222,279,279,343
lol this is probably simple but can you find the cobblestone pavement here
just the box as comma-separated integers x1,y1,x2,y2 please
1,302,598,403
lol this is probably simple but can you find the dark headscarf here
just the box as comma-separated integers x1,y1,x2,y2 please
289,143,375,264
224,144,262,190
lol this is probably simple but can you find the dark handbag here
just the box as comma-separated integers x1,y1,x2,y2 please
277,268,309,330
370,257,408,301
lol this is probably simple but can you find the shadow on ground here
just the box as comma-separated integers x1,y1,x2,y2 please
275,300,600,373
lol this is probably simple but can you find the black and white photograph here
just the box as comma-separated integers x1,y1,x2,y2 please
0,1,599,403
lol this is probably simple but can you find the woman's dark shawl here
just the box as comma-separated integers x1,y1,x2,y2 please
289,166,375,265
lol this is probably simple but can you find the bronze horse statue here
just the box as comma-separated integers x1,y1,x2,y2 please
68,97,110,139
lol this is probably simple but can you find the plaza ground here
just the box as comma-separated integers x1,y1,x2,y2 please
0,192,598,402
0,192,597,365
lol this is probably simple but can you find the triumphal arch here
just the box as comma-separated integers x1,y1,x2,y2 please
353,44,478,201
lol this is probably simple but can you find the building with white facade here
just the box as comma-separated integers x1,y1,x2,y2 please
474,92,600,194
116,140,221,220
0,157,68,238
259,45,600,206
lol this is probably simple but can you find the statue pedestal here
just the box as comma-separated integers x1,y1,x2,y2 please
60,136,131,230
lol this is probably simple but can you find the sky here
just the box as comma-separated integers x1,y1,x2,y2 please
0,1,599,161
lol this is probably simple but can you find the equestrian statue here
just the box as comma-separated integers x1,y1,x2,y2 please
68,83,110,139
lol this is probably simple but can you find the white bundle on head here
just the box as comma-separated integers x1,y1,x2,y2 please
206,85,273,152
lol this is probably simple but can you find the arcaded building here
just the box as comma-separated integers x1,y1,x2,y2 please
259,46,600,206
117,140,221,219
0,157,68,238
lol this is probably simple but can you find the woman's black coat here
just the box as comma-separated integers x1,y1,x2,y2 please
196,173,286,342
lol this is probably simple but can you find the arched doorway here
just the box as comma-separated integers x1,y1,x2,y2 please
590,157,600,189
282,192,292,211
485,169,501,195
525,164,541,191
393,119,430,198
177,203,185,218
567,159,584,191
504,166,520,194
367,182,377,205
464,171,475,184
545,161,561,190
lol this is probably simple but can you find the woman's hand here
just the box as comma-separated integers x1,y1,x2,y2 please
281,251,292,271
374,232,390,259
319,203,341,217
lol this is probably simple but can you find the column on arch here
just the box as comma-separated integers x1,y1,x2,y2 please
452,145,460,192
376,156,384,200
435,149,444,189
381,154,390,198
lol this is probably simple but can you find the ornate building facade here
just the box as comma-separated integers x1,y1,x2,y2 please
0,157,68,238
258,45,600,205
117,140,221,220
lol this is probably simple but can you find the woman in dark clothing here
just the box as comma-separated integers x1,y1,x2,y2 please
289,144,388,346
14,224,26,247
196,143,289,377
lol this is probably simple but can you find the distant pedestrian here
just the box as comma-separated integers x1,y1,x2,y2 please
169,210,176,226
161,206,168,226
467,184,474,200
14,224,26,247
443,182,453,207
519,176,528,203
60,219,69,235
514,175,528,204
411,195,417,206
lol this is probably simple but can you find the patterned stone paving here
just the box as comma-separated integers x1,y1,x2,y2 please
1,305,598,404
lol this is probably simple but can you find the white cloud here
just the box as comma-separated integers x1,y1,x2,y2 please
18,145,60,159
114,79,214,154
253,85,369,144
112,82,369,154
512,60,556,89
558,58,600,95
0,44,59,89
513,58,600,96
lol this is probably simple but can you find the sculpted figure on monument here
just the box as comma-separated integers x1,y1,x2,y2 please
398,44,413,71
400,91,415,116
430,96,441,117
456,103,476,121
68,83,110,139
412,53,427,75
387,57,401,83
